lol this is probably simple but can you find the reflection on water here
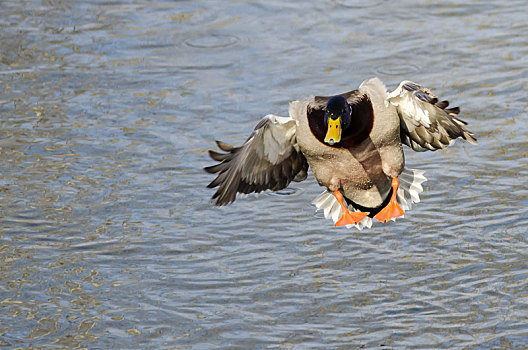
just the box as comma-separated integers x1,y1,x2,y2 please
1,0,527,348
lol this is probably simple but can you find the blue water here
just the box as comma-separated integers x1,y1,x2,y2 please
0,0,527,348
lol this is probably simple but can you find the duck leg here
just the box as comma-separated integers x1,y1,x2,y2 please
374,177,404,223
333,190,369,226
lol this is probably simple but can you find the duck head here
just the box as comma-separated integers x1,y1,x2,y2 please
324,95,351,145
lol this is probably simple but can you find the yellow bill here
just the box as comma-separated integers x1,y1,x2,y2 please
324,117,342,145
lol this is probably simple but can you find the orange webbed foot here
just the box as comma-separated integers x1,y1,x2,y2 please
336,209,369,226
333,190,369,226
374,177,404,223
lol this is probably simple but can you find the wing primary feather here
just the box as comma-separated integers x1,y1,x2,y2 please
216,140,236,152
204,162,225,174
435,100,449,109
208,150,229,161
446,107,460,116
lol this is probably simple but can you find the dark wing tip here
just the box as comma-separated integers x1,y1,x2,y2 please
204,166,216,175
208,150,229,161
203,163,222,174
211,188,236,206
435,100,449,109
216,140,235,152
446,107,460,116
464,130,478,145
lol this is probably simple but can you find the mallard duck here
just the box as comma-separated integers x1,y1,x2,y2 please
205,78,476,229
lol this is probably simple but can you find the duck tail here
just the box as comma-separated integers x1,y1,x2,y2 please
395,168,427,211
312,191,374,231
312,168,427,230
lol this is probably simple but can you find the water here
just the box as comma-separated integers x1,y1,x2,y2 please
1,0,527,348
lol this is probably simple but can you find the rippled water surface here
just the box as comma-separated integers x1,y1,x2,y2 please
1,1,527,348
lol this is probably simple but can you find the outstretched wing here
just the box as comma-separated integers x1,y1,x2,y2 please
387,81,477,152
205,114,309,206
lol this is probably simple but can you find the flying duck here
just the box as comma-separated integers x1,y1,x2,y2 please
205,78,476,229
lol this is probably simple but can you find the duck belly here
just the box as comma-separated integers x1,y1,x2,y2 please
306,150,394,209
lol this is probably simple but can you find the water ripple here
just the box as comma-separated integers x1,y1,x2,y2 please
333,0,388,8
184,34,240,49
374,63,422,77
